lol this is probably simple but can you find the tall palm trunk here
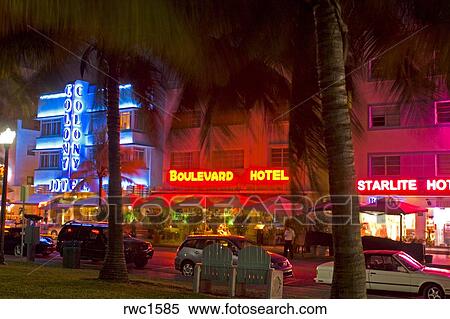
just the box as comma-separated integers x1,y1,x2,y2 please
99,55,128,282
313,0,366,298
98,174,103,213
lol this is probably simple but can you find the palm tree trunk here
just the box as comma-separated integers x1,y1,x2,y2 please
313,0,366,298
98,175,103,208
99,54,128,282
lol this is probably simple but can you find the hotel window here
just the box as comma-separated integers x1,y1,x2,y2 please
369,104,400,128
41,119,61,136
212,109,246,126
123,147,146,167
271,147,289,167
133,147,146,163
170,151,199,169
437,154,450,175
120,111,131,130
212,150,244,169
134,113,147,131
370,155,400,176
172,111,202,129
39,151,60,169
435,101,450,124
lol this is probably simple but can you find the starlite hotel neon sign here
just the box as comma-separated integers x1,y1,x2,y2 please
49,82,88,192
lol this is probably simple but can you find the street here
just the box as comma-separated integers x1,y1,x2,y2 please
8,246,413,298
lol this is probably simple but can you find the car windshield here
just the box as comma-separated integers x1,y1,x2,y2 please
396,252,424,271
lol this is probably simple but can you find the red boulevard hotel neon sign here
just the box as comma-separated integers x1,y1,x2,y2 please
357,178,450,195
168,169,289,186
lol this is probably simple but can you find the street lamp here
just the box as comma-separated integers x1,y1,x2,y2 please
0,128,16,264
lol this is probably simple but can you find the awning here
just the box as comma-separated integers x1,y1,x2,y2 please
13,193,54,206
310,198,428,216
72,194,140,207
72,197,101,207
359,198,428,215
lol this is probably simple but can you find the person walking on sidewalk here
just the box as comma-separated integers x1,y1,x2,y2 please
283,225,295,259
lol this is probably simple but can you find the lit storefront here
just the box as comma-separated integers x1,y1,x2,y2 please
134,169,293,243
358,178,450,247
427,208,450,246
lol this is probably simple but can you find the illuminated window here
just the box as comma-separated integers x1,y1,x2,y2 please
370,155,400,176
369,104,400,128
170,151,199,169
120,111,131,130
435,101,450,124
271,147,289,167
41,119,61,136
437,154,450,175
212,150,244,169
39,151,60,169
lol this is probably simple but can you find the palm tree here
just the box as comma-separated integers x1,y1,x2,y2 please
80,47,169,281
312,0,367,298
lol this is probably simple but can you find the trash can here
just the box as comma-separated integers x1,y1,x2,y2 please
63,241,81,269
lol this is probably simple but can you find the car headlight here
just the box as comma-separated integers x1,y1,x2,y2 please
270,262,275,268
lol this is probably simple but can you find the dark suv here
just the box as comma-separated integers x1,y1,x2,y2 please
175,235,294,278
4,227,55,257
57,221,153,268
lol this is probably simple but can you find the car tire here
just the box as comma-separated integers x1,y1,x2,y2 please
134,258,148,269
423,284,445,299
13,244,22,257
181,261,195,277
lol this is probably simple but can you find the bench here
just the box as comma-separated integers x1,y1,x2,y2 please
193,243,237,297
236,246,283,298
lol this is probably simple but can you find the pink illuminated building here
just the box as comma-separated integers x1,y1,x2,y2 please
353,65,450,247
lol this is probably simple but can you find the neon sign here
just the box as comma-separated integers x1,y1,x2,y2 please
357,178,450,195
49,81,88,193
168,169,289,186
249,169,289,182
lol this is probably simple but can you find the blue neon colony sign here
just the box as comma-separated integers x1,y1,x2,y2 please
49,82,89,192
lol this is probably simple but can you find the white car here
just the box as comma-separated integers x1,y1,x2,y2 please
315,250,450,299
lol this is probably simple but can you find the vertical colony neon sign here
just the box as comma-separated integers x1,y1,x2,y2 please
50,82,86,192
63,83,83,173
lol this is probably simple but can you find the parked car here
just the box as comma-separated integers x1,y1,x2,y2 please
4,227,56,257
56,221,154,268
175,235,294,278
315,250,450,299
40,223,63,238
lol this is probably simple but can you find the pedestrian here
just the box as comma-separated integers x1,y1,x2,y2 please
283,225,295,259
294,227,306,256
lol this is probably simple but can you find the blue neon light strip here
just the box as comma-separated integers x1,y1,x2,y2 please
39,92,67,100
